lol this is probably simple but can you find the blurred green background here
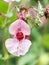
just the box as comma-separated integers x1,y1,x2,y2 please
0,0,49,65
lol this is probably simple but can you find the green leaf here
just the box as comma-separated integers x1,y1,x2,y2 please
42,34,49,49
30,27,41,43
0,1,8,13
17,53,36,65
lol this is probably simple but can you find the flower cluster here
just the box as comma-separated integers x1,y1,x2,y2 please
5,1,48,56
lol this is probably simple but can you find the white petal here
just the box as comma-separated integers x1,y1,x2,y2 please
9,19,30,35
4,0,14,2
11,39,31,56
18,39,31,55
5,38,19,55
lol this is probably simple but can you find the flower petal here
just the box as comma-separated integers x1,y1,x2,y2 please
39,16,46,27
5,38,19,55
9,19,30,35
4,0,14,2
20,20,30,35
12,39,31,56
18,39,31,55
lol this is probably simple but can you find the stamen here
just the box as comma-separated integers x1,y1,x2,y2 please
16,32,24,41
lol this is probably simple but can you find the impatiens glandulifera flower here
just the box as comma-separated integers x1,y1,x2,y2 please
4,0,21,2
5,19,31,56
18,12,26,22
28,7,46,27
28,5,46,27
28,7,38,19
17,7,29,22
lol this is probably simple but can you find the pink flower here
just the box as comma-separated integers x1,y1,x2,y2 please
4,0,21,2
5,19,31,56
39,16,46,27
18,12,27,22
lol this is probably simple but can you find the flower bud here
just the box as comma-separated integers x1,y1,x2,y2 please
38,1,44,16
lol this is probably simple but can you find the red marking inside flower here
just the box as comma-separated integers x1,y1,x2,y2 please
25,35,29,39
16,32,24,41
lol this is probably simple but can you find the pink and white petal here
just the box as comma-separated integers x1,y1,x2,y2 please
9,19,20,35
9,19,30,35
12,49,21,56
4,0,14,2
5,38,19,55
20,20,30,35
39,16,46,27
18,39,31,55
11,39,31,56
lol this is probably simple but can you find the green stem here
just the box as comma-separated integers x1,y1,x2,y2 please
31,27,42,47
4,60,9,65
2,2,12,65
2,2,12,28
42,19,48,34
2,2,12,56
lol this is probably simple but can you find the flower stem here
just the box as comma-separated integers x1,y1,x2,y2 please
2,2,12,65
2,2,12,28
4,60,9,65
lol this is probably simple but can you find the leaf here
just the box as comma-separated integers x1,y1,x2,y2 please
0,60,4,65
30,27,42,43
17,53,36,65
0,1,8,13
42,34,49,49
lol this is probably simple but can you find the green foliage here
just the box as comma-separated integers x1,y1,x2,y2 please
0,1,8,13
42,34,49,49
17,53,36,65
